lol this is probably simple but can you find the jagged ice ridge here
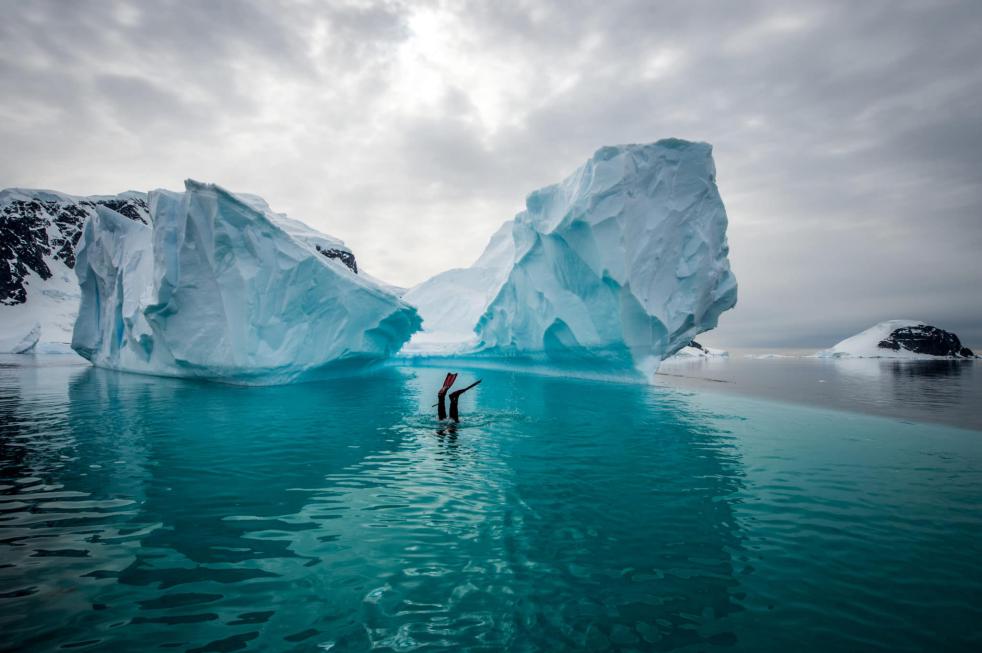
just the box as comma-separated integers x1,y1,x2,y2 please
402,139,738,380
71,180,420,383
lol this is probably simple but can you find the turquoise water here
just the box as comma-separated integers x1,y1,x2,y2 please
2,358,981,651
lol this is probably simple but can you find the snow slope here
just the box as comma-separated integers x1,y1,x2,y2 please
401,139,738,380
72,180,420,383
816,320,926,359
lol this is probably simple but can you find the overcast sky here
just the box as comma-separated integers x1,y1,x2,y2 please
2,0,980,347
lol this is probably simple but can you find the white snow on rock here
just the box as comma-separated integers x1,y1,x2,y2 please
0,188,150,354
401,139,737,380
816,320,925,359
815,319,961,359
72,180,420,384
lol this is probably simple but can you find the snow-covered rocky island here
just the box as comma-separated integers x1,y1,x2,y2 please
402,139,738,380
70,181,420,383
817,320,976,359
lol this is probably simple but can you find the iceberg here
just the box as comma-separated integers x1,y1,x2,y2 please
72,180,420,383
402,139,737,380
0,188,150,353
816,320,975,359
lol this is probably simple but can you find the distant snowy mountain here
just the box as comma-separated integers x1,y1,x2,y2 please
816,320,975,359
0,188,150,353
401,139,738,380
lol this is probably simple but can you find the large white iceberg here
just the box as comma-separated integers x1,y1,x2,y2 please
0,188,150,353
402,139,737,379
71,180,420,383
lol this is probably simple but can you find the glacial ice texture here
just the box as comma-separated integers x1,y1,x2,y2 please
72,180,420,383
403,139,737,379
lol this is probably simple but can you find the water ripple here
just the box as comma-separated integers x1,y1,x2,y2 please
0,363,980,650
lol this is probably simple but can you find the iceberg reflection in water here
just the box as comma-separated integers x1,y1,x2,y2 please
1,357,981,651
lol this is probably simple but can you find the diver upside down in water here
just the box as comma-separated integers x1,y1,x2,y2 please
437,372,481,422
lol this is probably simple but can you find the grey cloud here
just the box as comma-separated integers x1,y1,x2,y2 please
95,73,211,129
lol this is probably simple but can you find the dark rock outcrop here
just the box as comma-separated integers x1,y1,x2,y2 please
1,201,53,304
315,245,358,274
877,325,974,358
1,192,149,305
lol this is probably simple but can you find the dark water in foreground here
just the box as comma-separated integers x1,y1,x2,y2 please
1,357,981,651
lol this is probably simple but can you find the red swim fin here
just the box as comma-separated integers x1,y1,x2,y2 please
440,372,458,393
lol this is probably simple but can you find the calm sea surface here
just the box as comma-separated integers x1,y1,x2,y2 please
1,355,980,651
656,349,982,431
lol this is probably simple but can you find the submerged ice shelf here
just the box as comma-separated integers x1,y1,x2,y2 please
71,180,420,383
402,139,738,380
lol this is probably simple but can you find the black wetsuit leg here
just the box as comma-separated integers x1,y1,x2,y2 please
448,380,482,422
438,392,448,420
449,395,461,422
437,372,457,420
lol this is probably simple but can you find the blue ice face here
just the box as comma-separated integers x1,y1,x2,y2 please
404,140,738,380
72,181,420,384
